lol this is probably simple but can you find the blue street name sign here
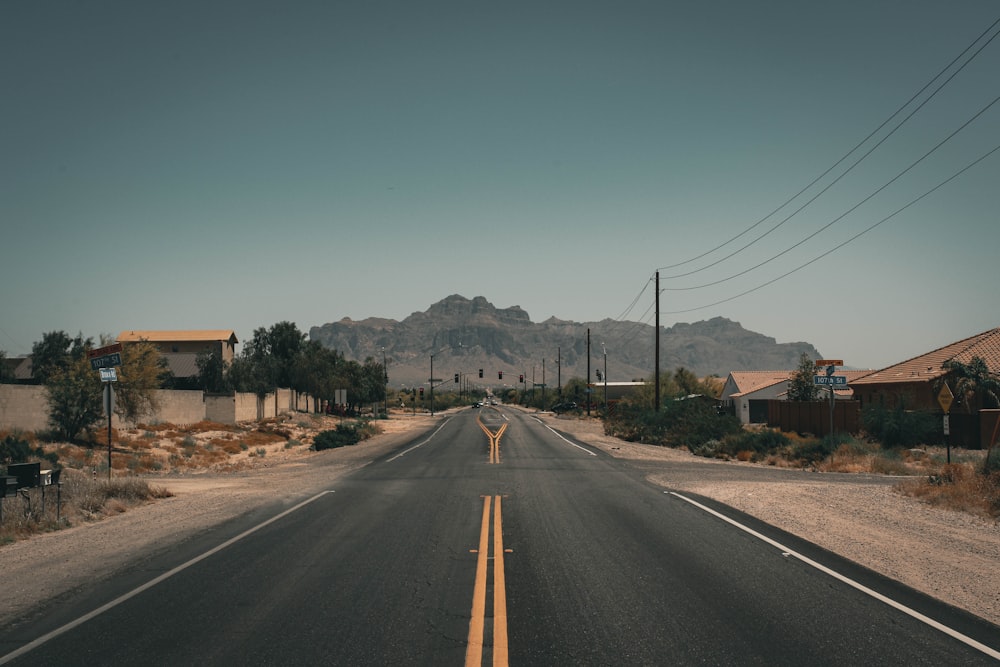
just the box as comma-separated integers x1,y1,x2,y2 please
90,352,122,370
814,375,847,386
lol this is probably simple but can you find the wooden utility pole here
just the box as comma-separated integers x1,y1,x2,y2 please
654,271,660,411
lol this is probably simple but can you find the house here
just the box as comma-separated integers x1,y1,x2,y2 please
850,327,1000,413
1,356,33,384
721,369,871,425
116,330,239,383
720,371,793,424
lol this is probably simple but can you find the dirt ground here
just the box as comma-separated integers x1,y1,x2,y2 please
1,410,997,631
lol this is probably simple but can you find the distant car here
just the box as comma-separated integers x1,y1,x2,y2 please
550,402,577,414
472,402,482,408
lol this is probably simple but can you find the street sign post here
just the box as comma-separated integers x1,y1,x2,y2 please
813,359,845,437
938,383,954,462
90,344,123,480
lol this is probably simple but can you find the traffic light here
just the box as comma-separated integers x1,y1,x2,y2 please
454,373,460,383
419,387,424,398
498,371,503,379
519,374,524,383
596,369,603,381
479,368,483,378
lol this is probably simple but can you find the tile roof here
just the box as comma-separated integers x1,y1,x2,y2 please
851,327,1000,385
727,371,792,397
117,330,238,344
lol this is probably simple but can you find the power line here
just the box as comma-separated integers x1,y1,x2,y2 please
662,141,1000,315
662,92,1000,292
655,16,1000,277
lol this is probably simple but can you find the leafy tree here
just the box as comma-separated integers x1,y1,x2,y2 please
787,353,820,402
196,350,228,393
941,356,1000,413
31,331,86,384
354,357,387,408
561,377,591,405
674,367,703,396
941,356,1000,473
290,341,343,401
46,349,104,441
115,339,170,424
235,322,307,394
226,353,275,399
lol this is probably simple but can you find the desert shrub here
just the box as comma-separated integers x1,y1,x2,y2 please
711,428,790,461
1,434,59,467
312,420,381,451
791,432,859,465
984,448,1000,475
862,404,941,448
313,423,362,450
604,399,740,448
899,465,1000,519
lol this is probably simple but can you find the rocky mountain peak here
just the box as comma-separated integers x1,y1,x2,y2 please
309,296,821,386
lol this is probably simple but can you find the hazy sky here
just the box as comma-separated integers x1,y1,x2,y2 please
3,1,998,371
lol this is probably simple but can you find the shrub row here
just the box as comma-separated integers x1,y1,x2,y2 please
311,420,380,451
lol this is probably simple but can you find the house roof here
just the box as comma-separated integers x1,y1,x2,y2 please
851,327,1000,386
117,330,238,345
727,371,792,398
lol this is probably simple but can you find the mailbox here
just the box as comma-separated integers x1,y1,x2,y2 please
1,476,16,498
6,462,40,489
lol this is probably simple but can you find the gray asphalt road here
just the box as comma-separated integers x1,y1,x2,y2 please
2,407,998,665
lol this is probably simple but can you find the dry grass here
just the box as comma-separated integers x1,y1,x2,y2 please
0,470,173,545
897,464,1000,520
1,412,365,545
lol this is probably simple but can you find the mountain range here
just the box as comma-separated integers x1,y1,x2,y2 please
309,295,822,387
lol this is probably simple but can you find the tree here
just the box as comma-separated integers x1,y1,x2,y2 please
237,322,307,393
115,339,170,424
941,356,1000,413
787,353,820,402
196,350,229,393
45,344,104,441
31,331,85,384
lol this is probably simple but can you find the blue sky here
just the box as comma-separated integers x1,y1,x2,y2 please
2,1,998,372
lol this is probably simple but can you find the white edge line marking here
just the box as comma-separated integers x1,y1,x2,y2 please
0,490,335,665
668,491,1000,660
387,417,451,461
532,417,597,456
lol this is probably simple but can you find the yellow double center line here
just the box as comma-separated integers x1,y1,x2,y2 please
466,495,508,667
477,416,508,464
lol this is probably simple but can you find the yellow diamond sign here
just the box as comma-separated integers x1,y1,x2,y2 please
937,383,954,413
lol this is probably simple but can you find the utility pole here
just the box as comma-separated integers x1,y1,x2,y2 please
557,346,562,397
586,328,591,417
382,347,388,417
654,271,660,412
602,343,608,411
542,358,546,407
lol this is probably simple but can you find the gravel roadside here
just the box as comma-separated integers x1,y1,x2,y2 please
1,411,997,632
